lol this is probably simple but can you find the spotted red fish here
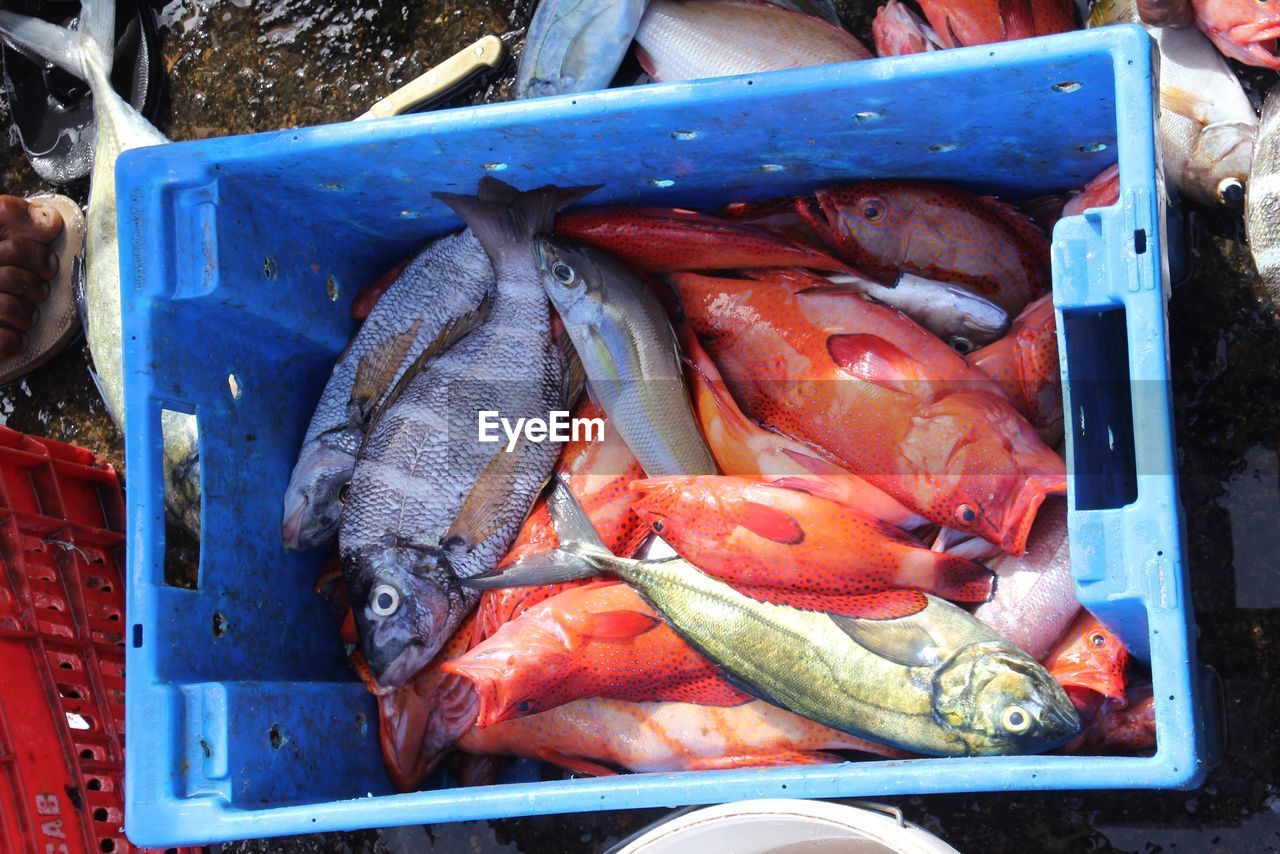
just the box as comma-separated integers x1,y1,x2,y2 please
1069,680,1155,755
1044,610,1130,719
553,207,853,274
1061,163,1121,218
631,475,995,606
443,581,752,727
669,267,1066,554
969,293,1062,445
715,197,830,248
350,257,411,321
799,180,1051,314
915,0,1075,48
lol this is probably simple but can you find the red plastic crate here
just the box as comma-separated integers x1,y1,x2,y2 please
0,426,187,854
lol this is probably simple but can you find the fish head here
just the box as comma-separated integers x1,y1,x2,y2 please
534,237,609,321
933,640,1081,755
344,545,460,688
281,444,354,550
443,618,575,726
1185,120,1253,209
895,274,1010,352
1194,0,1280,68
630,476,726,540
1044,612,1130,710
815,185,908,275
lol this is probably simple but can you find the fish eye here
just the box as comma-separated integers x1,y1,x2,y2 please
652,519,665,533
516,700,532,713
337,482,351,505
861,199,886,222
551,262,577,285
1217,177,1245,208
1001,704,1032,734
370,583,400,617
1089,632,1107,647
951,336,976,354
955,503,977,525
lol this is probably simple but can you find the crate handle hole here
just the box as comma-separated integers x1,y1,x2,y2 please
1052,81,1081,93
161,407,202,591
132,624,143,648
269,723,287,750
1134,229,1147,255
212,611,229,637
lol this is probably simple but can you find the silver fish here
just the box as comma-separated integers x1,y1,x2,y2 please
0,0,201,537
516,0,649,99
1090,0,1256,209
338,178,593,688
535,239,716,476
468,477,1080,757
769,0,845,27
282,230,494,550
633,0,872,83
973,498,1078,660
1247,84,1280,305
826,271,1009,352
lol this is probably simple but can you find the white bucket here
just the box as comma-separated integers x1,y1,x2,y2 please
610,799,959,854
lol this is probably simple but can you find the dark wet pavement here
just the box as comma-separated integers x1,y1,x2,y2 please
3,1,1279,850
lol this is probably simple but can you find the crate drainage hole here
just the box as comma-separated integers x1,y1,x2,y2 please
356,712,369,737
67,712,93,731
671,130,698,140
326,275,340,301
212,611,229,637
649,178,676,188
1079,142,1108,152
269,723,287,750
94,808,109,822
262,257,278,280
228,373,243,400
100,840,115,853
760,164,785,172
1052,81,1081,93
81,749,94,760
483,162,508,172
86,776,103,791
928,143,958,154
854,111,881,123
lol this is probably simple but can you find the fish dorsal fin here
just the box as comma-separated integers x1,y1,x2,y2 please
444,437,527,551
360,295,492,444
829,611,941,667
349,317,423,424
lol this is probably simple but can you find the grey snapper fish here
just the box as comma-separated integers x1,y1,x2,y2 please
973,497,1077,660
534,239,716,476
516,0,650,99
468,477,1081,757
825,272,1009,353
282,230,494,550
633,0,872,83
0,0,201,536
1090,0,1256,208
1247,84,1280,306
338,177,594,688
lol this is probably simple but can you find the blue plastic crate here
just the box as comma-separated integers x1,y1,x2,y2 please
120,25,1211,846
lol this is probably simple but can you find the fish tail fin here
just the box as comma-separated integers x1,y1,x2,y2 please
932,554,997,603
434,178,598,268
0,0,114,80
460,546,601,589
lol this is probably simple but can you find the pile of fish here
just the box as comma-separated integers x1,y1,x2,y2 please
287,174,1155,784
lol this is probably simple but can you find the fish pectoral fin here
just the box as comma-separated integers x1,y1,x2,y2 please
445,440,526,552
537,750,619,777
827,333,928,390
586,323,622,386
735,501,805,545
558,609,661,641
829,610,941,667
349,317,424,423
1159,87,1210,126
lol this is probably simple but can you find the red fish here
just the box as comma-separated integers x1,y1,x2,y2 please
455,696,905,776
670,267,1066,554
799,180,1051,314
472,397,650,645
968,293,1062,445
874,0,943,55
1070,681,1155,754
443,582,751,727
553,207,853,274
715,197,830,247
1191,0,1280,68
915,0,1076,48
350,257,411,321
1061,163,1121,218
680,323,927,529
631,475,995,606
1043,611,1130,720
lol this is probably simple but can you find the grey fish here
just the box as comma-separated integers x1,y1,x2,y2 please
515,0,649,99
1090,0,1255,209
1248,84,1280,306
338,178,594,688
769,0,845,27
467,477,1080,757
826,272,1009,353
282,230,494,550
0,0,201,537
535,239,717,476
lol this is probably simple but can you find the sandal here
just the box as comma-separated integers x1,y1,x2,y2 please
0,193,86,385
0,0,163,185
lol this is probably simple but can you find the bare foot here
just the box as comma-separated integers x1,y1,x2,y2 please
0,195,64,358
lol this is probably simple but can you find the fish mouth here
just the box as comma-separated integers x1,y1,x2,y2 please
1232,19,1280,44
372,642,432,689
281,496,309,549
439,658,512,726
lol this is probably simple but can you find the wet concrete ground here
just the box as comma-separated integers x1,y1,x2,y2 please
2,0,1279,850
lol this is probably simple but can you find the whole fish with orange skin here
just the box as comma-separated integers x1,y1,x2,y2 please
915,0,1075,47
456,696,905,776
553,207,853,274
631,476,996,604
1069,680,1155,755
1043,611,1129,718
680,323,927,529
473,398,649,645
799,180,1051,314
670,267,1066,554
444,581,752,727
969,293,1063,446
